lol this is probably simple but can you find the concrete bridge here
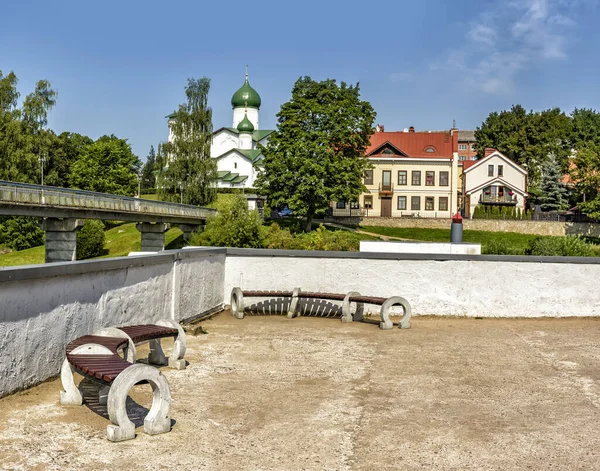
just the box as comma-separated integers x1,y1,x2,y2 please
0,180,216,262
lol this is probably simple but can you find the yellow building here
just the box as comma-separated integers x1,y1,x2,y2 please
333,128,459,218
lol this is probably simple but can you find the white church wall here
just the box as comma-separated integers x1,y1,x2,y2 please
211,130,240,157
217,152,256,187
233,108,259,130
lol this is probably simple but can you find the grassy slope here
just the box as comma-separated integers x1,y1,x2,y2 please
361,225,543,253
0,223,183,267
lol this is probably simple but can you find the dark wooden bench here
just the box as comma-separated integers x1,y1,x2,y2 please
60,320,186,442
230,287,411,330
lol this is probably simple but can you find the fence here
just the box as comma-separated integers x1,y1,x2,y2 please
530,211,594,223
0,180,212,219
327,207,452,219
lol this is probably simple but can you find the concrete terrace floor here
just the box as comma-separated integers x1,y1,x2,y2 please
1,314,600,470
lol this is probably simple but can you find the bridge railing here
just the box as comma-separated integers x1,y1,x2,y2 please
0,181,213,219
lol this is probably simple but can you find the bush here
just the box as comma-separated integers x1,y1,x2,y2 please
294,225,361,251
76,220,105,260
471,205,530,220
527,236,597,257
263,223,297,250
190,194,264,248
482,239,526,255
0,216,44,251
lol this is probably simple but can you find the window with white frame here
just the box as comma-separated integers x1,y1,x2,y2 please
459,144,467,151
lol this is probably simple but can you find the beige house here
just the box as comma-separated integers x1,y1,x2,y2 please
332,127,459,218
462,148,528,217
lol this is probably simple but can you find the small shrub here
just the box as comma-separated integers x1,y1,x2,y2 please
0,216,44,251
527,236,597,257
190,195,264,248
482,239,526,255
263,223,297,250
294,225,361,251
76,220,105,260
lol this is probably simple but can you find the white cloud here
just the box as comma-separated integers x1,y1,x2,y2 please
442,0,595,95
468,24,498,47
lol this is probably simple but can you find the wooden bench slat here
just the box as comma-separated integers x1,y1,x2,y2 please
349,296,386,305
298,292,346,301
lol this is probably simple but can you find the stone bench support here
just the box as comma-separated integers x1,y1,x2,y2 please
136,222,170,252
39,218,84,263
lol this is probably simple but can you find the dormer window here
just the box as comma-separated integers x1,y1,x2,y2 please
382,148,394,155
424,147,436,153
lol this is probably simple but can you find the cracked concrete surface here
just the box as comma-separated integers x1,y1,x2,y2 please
0,314,599,470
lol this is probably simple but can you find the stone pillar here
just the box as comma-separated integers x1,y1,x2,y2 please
39,218,84,263
179,224,204,242
136,223,170,252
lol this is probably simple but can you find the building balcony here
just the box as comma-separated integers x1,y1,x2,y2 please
379,182,394,194
480,194,517,205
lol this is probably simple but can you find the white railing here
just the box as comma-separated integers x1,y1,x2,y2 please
0,180,213,219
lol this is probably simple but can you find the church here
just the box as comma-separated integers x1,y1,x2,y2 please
167,70,273,189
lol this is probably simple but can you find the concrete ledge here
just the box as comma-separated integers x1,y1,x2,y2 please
225,247,600,265
0,248,226,283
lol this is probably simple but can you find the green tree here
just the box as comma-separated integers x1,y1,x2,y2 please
160,78,216,205
539,154,569,211
475,105,572,194
141,145,157,191
191,194,263,248
45,132,93,187
256,77,376,231
571,108,600,150
571,144,600,219
0,71,57,183
70,135,141,195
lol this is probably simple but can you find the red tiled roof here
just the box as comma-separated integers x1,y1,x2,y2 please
461,160,478,170
366,131,457,158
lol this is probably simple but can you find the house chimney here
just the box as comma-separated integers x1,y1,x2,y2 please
409,126,415,133
484,148,496,158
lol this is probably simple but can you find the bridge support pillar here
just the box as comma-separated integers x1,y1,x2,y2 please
39,218,84,263
179,224,204,242
136,223,170,252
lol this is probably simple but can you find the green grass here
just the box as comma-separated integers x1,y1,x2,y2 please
0,223,184,267
140,194,160,201
361,226,543,253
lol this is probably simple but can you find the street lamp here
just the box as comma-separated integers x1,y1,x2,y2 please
39,153,47,204
137,169,143,198
39,153,47,187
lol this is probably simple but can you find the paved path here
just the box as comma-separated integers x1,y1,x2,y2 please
1,315,599,470
323,222,413,241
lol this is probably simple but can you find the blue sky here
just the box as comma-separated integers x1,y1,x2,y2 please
2,0,599,160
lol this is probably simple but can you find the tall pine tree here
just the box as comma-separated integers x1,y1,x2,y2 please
539,154,569,211
141,145,156,192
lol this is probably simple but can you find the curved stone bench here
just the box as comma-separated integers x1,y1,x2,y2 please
59,320,186,442
230,287,411,330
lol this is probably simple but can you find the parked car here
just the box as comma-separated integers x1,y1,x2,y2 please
277,206,293,217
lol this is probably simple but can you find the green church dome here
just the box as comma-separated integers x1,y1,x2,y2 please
237,113,255,133
231,77,261,109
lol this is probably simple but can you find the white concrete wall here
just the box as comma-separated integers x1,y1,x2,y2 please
360,240,481,255
0,249,225,397
224,251,600,319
